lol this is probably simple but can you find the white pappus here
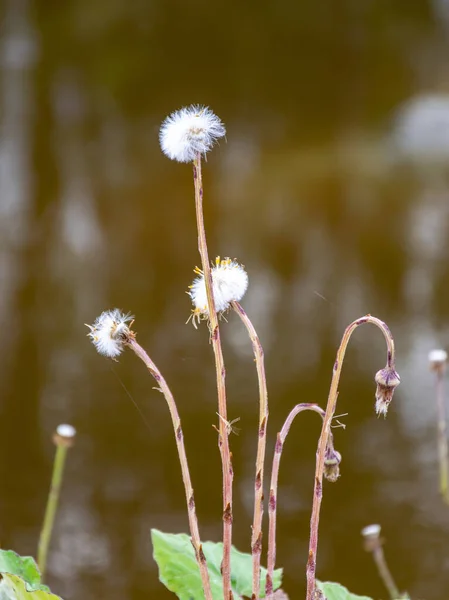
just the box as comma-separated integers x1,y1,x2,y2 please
188,257,248,327
159,105,226,163
86,309,133,358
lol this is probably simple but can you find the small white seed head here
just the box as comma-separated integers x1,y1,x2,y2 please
159,105,226,163
188,257,248,327
86,309,133,358
361,523,383,552
361,524,381,539
428,349,447,372
53,423,77,448
56,424,76,439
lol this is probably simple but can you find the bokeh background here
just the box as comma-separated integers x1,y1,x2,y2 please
2,1,449,598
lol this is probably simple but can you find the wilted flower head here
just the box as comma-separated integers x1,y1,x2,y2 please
159,105,226,163
428,349,447,373
86,309,133,358
188,257,248,327
374,366,400,417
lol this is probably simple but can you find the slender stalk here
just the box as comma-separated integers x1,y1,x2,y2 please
126,337,213,600
231,300,268,599
266,404,325,599
434,369,449,503
362,525,401,600
38,427,75,579
372,546,401,599
306,315,397,600
193,153,233,599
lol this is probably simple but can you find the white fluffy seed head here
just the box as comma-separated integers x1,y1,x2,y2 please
159,105,226,163
188,257,248,327
86,309,133,358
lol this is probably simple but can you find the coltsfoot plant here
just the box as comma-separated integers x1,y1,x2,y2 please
0,106,404,600
87,106,401,599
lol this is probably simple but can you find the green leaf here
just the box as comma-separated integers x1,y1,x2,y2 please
315,581,373,600
0,574,62,600
151,529,283,599
0,551,49,592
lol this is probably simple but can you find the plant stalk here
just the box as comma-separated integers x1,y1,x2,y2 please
126,337,213,600
231,300,268,599
306,315,396,600
371,546,401,600
193,153,233,599
434,369,449,503
37,437,71,579
266,403,325,599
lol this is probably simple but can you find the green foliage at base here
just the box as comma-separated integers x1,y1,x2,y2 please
0,550,62,600
0,574,62,600
316,580,373,600
151,529,283,599
0,550,49,593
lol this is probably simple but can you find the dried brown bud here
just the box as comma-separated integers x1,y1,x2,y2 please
324,447,342,483
374,366,400,417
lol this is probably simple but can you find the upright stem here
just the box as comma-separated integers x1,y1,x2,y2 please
306,315,396,600
266,404,325,599
372,546,401,600
231,301,268,599
434,370,449,503
193,154,233,599
126,338,213,600
38,441,70,579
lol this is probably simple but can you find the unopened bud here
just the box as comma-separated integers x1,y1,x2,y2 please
312,588,326,600
375,367,400,417
324,447,341,483
428,349,447,374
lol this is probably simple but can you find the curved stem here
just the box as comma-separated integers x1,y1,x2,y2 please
126,338,213,600
306,315,396,600
193,152,233,599
231,301,268,598
266,403,325,599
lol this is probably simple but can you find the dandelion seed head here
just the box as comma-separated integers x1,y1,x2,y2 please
188,258,248,326
86,309,133,358
159,105,226,163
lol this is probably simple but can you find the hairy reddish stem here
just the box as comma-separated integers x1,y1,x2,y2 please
193,154,233,599
126,338,213,600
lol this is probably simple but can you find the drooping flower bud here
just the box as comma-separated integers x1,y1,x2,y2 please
323,435,342,483
374,366,400,417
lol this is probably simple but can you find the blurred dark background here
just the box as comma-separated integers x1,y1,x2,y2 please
1,0,449,598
